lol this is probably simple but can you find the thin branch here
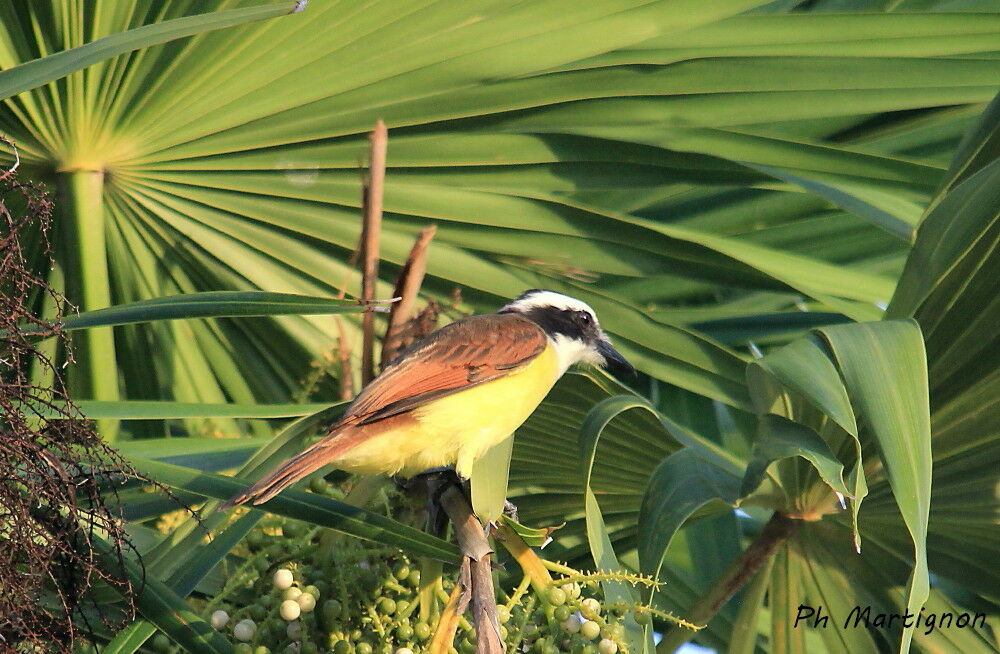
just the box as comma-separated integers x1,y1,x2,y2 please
495,523,553,592
359,119,387,385
333,319,353,401
382,224,436,366
438,485,504,654
656,511,801,653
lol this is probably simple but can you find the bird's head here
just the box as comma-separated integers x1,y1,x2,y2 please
499,289,636,378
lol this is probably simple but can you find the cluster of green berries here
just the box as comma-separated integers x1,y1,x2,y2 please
142,479,638,654
498,581,633,654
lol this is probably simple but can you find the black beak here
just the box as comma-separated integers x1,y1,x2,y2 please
597,339,636,378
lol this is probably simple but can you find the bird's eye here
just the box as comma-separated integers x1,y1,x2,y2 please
576,311,592,325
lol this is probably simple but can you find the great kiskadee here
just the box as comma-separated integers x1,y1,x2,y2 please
221,289,634,509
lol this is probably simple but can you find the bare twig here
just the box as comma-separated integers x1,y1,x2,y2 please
382,224,436,365
656,511,801,653
333,319,353,401
359,120,387,385
439,485,503,654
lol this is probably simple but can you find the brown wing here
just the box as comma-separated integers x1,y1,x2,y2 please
218,312,546,509
343,312,547,425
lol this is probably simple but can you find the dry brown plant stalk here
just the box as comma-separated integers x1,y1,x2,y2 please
359,120,388,385
0,138,139,652
381,224,437,365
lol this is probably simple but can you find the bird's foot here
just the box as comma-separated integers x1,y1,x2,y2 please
400,467,469,536
502,499,519,523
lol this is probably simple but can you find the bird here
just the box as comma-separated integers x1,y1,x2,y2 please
220,289,634,510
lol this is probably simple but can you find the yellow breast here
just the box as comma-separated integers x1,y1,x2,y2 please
332,343,561,478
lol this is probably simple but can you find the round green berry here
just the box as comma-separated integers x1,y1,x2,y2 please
235,645,253,654
553,606,571,622
332,640,352,654
273,569,294,590
303,585,321,599
395,623,414,640
254,647,271,654
393,563,411,581
414,622,432,641
580,621,601,640
283,587,302,602
283,521,305,539
297,592,317,612
376,597,396,615
633,611,651,626
598,639,618,654
356,642,374,654
310,477,328,494
546,588,567,606
581,598,601,619
406,570,421,588
322,599,343,621
279,599,301,621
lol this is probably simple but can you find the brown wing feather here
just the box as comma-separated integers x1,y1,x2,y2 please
343,312,547,423
219,313,546,508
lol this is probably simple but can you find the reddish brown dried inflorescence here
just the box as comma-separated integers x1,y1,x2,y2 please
0,139,138,652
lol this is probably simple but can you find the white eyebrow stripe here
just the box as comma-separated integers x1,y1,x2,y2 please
501,291,599,321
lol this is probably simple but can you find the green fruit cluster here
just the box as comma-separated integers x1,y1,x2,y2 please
141,483,635,654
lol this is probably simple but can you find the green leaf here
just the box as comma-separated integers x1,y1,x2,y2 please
0,3,302,100
932,90,1000,203
768,544,808,654
22,291,372,334
104,513,261,654
740,415,852,499
128,457,460,564
90,532,234,654
584,488,654,654
34,399,335,419
752,164,920,241
471,435,514,522
748,336,868,548
499,515,563,549
814,320,932,654
725,555,773,654
637,449,741,580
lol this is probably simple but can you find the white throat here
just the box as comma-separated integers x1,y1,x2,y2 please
548,333,603,376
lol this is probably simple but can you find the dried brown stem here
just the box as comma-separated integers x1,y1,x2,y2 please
381,224,436,366
438,486,503,654
359,119,387,385
656,511,801,653
334,319,353,401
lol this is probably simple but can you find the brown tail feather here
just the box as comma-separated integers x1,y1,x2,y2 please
219,440,343,510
